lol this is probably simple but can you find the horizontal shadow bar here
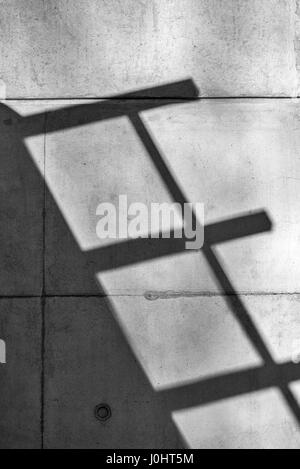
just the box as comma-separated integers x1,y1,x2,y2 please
84,210,272,273
111,79,200,99
20,80,199,137
160,360,300,411
205,210,272,245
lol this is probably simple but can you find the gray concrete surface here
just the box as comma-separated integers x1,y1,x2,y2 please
0,102,44,295
109,294,300,390
1,1,300,450
2,97,300,449
174,388,300,449
44,99,300,294
44,297,181,449
0,299,41,449
36,97,300,447
0,0,299,98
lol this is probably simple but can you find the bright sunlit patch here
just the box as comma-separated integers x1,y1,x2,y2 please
102,295,262,391
42,112,184,251
290,381,300,406
172,388,300,449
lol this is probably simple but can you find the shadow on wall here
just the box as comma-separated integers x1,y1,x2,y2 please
1,79,300,448
0,339,5,364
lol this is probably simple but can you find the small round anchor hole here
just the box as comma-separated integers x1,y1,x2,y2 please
94,404,112,422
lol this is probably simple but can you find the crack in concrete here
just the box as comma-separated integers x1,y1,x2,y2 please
144,291,300,300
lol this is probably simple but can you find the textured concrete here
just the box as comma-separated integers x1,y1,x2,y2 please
0,102,44,295
109,294,300,390
173,389,300,449
44,99,181,295
0,299,41,449
0,0,299,98
1,1,300,450
41,97,300,448
2,96,300,448
44,294,300,448
110,295,261,390
44,99,300,295
44,297,181,449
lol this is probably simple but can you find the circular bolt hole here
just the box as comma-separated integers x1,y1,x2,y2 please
144,292,159,301
94,404,112,422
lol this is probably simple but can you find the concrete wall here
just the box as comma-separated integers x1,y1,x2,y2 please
1,0,300,449
0,0,300,98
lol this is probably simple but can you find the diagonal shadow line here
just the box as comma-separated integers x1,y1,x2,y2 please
128,113,189,208
0,101,185,448
211,246,298,421
202,244,300,424
85,211,272,272
35,85,295,427
126,110,300,426
202,245,273,363
160,361,300,411
279,386,300,423
6,78,299,438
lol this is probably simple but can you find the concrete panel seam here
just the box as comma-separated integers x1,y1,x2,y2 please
40,112,48,449
0,293,299,299
5,96,300,101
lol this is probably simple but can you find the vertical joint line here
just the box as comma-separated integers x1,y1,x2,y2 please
41,111,48,449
